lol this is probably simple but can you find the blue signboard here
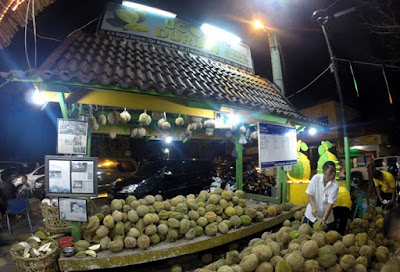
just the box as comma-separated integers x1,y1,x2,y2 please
257,122,297,168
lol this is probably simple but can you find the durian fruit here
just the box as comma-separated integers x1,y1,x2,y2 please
204,119,215,128
162,121,171,130
89,116,97,128
139,110,152,126
120,108,131,123
109,129,117,139
98,114,107,125
250,131,258,140
138,127,146,137
137,235,151,250
131,128,138,138
107,112,116,125
175,115,184,126
113,110,122,124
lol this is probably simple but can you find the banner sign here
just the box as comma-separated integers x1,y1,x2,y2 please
98,2,254,72
257,122,297,168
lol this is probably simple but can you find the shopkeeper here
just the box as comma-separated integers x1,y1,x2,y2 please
303,161,339,231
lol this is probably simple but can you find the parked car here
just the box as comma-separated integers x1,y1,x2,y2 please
33,158,138,199
108,159,216,200
33,176,46,200
350,156,400,184
12,165,45,191
0,161,31,181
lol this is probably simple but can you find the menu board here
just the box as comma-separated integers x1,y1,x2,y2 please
57,119,88,155
45,156,98,197
258,122,297,168
58,198,87,222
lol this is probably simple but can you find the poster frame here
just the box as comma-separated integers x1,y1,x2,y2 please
45,155,98,198
57,119,89,155
58,197,88,222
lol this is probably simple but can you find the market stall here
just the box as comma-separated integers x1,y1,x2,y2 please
57,202,303,271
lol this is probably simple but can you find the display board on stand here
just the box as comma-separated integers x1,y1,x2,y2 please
58,198,88,222
45,155,98,198
57,119,89,155
257,122,297,168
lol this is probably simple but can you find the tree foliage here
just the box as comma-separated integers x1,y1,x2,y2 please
356,0,400,64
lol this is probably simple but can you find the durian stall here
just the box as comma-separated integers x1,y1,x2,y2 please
2,2,330,271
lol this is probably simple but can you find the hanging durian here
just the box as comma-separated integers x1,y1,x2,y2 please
109,129,117,139
130,128,138,138
175,114,184,126
139,110,151,126
120,108,131,123
138,127,146,137
98,114,107,126
107,112,116,125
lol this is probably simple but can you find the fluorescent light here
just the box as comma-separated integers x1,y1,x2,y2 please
165,136,172,144
122,1,176,18
32,90,47,105
228,114,241,125
201,23,241,44
308,128,317,136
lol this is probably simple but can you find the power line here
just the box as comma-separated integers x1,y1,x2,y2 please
287,65,331,99
336,58,400,70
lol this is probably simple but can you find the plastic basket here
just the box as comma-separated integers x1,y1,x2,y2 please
10,239,61,272
40,203,71,234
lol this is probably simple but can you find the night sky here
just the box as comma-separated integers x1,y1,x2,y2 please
0,0,399,162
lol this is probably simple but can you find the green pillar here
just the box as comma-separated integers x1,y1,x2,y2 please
344,136,351,192
278,167,287,203
58,93,81,241
235,132,243,190
57,92,68,119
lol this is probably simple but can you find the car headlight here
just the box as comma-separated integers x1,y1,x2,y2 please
119,184,139,193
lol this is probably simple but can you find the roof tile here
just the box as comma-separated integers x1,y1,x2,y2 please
32,32,308,121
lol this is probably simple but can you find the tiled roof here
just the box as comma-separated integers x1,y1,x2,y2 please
27,32,310,122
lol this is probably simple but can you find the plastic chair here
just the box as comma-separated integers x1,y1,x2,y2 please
6,195,33,234
353,191,370,219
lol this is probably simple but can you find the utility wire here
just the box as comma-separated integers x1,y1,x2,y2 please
32,0,37,68
27,28,62,42
287,65,331,99
0,78,11,90
67,18,98,37
24,0,32,69
336,58,400,70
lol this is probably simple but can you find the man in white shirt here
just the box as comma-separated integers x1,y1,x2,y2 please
304,161,339,231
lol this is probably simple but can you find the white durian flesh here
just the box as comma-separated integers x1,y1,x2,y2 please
98,115,107,125
187,123,196,132
109,129,117,139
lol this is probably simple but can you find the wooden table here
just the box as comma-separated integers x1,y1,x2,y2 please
59,205,303,271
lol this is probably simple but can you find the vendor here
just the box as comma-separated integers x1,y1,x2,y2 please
373,170,396,206
333,186,352,235
303,161,339,231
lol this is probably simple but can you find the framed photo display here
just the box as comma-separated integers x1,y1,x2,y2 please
57,119,88,155
45,155,98,197
58,198,88,222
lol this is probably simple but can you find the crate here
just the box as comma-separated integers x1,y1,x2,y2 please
40,203,71,234
10,239,60,272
